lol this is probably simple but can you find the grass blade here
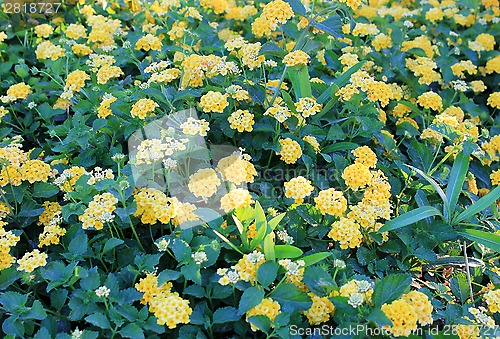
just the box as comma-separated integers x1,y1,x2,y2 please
459,229,500,253
378,206,443,232
406,164,449,220
445,151,470,220
454,185,500,223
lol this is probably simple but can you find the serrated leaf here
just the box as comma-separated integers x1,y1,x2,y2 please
257,261,278,287
372,274,412,308
238,287,264,314
213,307,241,324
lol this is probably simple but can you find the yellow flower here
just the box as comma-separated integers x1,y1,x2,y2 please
314,188,347,217
284,176,314,204
199,91,229,113
17,249,48,272
277,138,302,164
283,50,310,67
246,298,281,331
342,163,372,190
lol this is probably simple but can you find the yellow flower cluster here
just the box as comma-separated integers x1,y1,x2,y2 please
0,228,20,270
97,94,117,118
0,165,22,187
451,60,478,78
406,57,441,85
134,188,180,224
135,273,192,328
251,0,293,37
34,24,54,38
131,98,158,119
65,23,87,40
328,217,363,249
181,117,210,136
352,146,377,168
314,188,347,217
295,97,322,118
304,293,335,325
35,41,65,60
38,201,62,226
381,291,434,337
79,193,119,230
199,91,229,113
6,82,32,100
188,168,222,198
342,163,373,190
491,170,500,185
220,188,254,212
228,109,254,132
86,14,122,48
65,70,90,94
372,33,392,51
264,100,292,123
277,138,302,164
246,298,281,331
401,36,437,58
180,54,222,88
469,33,496,51
487,92,500,109
20,159,51,183
216,155,257,185
482,135,500,163
417,91,443,112
39,222,66,247
54,166,87,192
233,250,265,284
283,50,311,67
97,65,124,85
135,34,163,51
17,249,47,273
303,135,320,153
284,176,314,204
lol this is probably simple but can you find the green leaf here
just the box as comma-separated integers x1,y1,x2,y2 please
366,308,393,327
85,313,112,330
458,229,500,253
321,142,359,153
406,164,449,218
269,282,311,310
25,300,46,320
68,233,88,257
248,315,271,333
238,287,265,314
454,186,500,223
250,202,268,249
378,206,443,232
274,245,303,259
445,151,470,221
119,323,145,339
0,292,28,313
287,0,307,15
311,14,343,38
32,182,59,198
213,230,244,255
103,238,124,254
264,233,275,261
212,307,241,324
450,273,470,303
268,213,285,230
301,252,331,266
372,274,412,308
257,261,278,287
